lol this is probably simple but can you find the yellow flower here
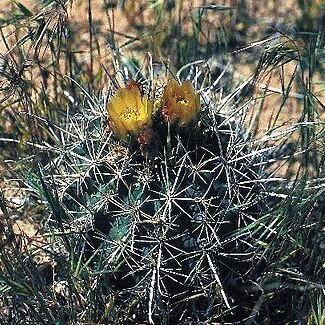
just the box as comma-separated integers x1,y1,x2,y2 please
107,81,153,141
162,79,200,126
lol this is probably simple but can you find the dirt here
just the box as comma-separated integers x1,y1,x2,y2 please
1,0,324,242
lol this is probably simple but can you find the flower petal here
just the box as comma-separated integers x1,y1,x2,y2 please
107,81,153,141
162,79,200,126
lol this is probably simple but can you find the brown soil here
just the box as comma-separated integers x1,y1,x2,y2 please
1,0,324,241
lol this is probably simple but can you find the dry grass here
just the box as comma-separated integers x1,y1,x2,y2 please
0,1,324,323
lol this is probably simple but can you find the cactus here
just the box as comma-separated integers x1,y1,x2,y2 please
25,62,270,324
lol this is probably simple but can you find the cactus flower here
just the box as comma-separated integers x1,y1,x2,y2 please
162,79,200,126
107,81,153,141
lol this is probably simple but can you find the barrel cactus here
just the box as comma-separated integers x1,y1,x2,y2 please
26,62,270,324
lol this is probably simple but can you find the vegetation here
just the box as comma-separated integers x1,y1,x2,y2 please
0,0,324,324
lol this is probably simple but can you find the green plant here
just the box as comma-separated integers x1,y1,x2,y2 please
17,58,278,324
1,1,325,324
